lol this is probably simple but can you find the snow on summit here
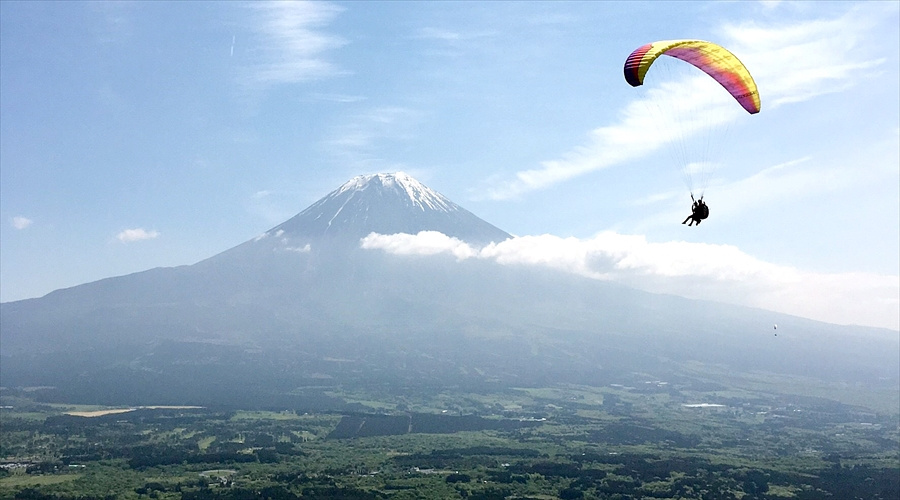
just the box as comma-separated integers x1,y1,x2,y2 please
337,172,457,212
254,172,510,246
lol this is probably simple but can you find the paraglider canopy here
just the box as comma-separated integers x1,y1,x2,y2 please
624,39,760,114
623,39,761,202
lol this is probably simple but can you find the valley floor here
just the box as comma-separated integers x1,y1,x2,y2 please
1,374,898,500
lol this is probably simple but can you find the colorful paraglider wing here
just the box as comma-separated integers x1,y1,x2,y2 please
624,40,760,114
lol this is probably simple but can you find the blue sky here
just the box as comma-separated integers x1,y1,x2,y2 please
2,1,898,330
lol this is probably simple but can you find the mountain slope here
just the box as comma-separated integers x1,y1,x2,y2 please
1,172,897,407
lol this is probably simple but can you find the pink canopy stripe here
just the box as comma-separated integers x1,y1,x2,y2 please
623,40,760,114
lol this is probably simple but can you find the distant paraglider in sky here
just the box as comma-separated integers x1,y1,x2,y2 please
623,39,760,225
774,324,778,336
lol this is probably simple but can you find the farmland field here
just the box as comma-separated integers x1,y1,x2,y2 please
2,370,897,499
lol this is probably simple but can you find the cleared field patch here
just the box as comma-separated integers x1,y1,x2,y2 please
231,410,302,421
64,406,203,417
199,469,236,478
0,473,80,488
198,435,216,451
64,408,135,417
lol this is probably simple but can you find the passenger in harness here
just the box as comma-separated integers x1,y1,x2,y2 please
682,195,709,226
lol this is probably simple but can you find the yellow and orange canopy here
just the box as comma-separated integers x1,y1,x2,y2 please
624,39,760,114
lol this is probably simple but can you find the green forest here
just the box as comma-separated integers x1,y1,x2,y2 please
2,374,898,500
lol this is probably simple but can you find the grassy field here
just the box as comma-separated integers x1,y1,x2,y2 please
0,473,80,488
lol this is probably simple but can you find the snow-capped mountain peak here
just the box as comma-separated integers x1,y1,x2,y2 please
254,172,510,246
336,172,457,212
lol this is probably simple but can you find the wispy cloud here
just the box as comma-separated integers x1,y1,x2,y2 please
246,189,305,227
632,156,819,229
722,8,887,109
481,78,741,200
88,1,135,44
633,118,899,230
415,26,498,42
310,92,366,103
11,216,33,230
758,1,784,11
244,1,347,86
361,231,899,331
116,228,159,243
413,25,500,60
479,5,888,199
326,106,424,171
329,106,422,147
416,27,467,42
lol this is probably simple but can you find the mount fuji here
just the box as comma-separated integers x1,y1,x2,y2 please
204,172,509,266
1,173,896,407
263,172,509,244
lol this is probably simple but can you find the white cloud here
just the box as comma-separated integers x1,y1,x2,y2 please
360,231,899,331
116,228,160,243
285,243,311,253
12,216,33,230
245,1,346,86
480,5,888,199
361,231,477,260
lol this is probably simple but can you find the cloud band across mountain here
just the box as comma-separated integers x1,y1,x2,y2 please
360,230,899,331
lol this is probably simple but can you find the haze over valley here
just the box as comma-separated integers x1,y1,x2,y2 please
2,173,896,406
